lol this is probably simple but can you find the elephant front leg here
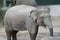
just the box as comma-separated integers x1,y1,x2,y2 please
44,16,53,36
49,27,53,36
28,26,39,40
7,33,11,40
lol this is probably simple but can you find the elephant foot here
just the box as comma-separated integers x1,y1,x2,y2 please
49,28,53,36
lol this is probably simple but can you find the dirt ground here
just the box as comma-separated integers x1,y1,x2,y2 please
0,26,60,40
0,17,60,40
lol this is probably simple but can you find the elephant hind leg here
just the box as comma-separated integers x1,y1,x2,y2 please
6,30,18,40
11,30,18,40
6,33,11,40
6,30,12,40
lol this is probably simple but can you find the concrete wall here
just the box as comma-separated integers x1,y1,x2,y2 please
49,5,60,16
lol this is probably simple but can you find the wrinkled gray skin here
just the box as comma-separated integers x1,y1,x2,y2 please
4,5,53,40
8,0,37,7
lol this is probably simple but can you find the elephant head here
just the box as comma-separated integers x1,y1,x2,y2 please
30,6,53,36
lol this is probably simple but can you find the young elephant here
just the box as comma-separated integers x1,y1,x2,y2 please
4,5,53,40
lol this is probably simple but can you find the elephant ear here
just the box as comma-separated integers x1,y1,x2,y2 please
30,10,39,22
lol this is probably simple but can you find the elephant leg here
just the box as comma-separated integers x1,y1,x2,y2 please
6,30,11,40
49,28,53,36
44,16,53,36
29,25,39,40
11,30,18,40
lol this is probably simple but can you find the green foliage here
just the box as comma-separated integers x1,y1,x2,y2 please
6,0,15,7
0,0,15,22
0,0,2,7
0,8,4,22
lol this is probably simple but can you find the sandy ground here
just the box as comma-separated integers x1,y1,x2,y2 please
0,26,60,40
0,17,60,40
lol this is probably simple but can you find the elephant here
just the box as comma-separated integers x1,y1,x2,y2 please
4,5,53,40
15,0,37,6
7,0,37,7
